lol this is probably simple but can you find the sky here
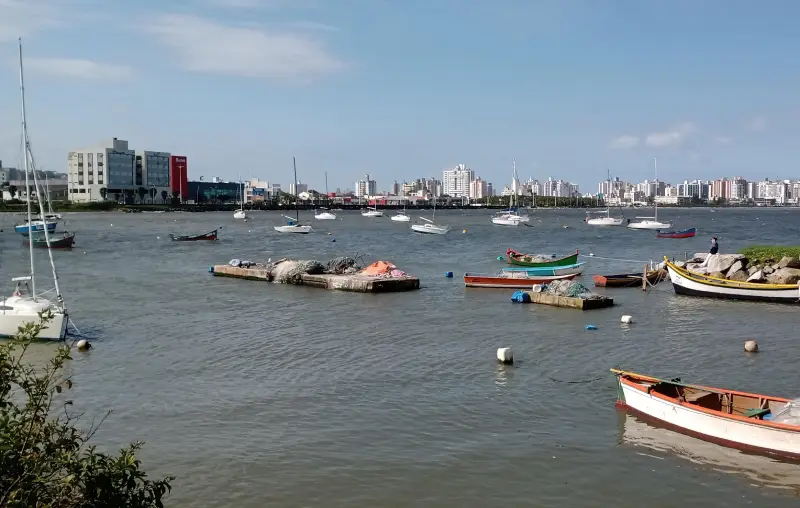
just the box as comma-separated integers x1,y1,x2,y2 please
0,0,799,193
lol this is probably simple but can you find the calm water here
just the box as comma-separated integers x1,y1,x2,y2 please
2,207,800,507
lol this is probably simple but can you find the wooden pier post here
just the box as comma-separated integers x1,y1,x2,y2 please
642,264,647,291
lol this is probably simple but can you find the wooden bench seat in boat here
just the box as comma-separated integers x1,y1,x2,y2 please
742,407,771,419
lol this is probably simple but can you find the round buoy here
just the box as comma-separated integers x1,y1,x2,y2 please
244,219,248,222
156,236,160,240
75,339,91,351
621,315,633,324
497,347,514,364
744,340,758,353
463,229,467,233
497,256,504,261
445,271,453,278
328,232,332,235
208,266,214,273
110,224,113,226
332,238,336,242
589,253,594,257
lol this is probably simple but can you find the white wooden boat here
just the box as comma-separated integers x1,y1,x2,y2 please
612,369,800,460
664,258,800,303
628,158,672,230
0,40,69,341
502,262,585,277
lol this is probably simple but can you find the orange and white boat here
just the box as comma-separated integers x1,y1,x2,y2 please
463,272,577,289
612,369,800,460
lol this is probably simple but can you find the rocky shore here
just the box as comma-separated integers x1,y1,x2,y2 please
680,253,800,284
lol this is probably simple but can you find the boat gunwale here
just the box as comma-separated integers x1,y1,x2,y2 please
665,257,798,290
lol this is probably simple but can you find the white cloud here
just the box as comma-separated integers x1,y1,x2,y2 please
608,135,639,150
149,14,347,82
25,57,132,80
0,0,66,40
714,136,730,144
744,115,767,132
644,122,697,148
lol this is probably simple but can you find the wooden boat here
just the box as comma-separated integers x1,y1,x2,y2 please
506,249,579,267
593,269,665,287
612,368,800,460
464,272,577,288
502,262,585,277
23,231,75,249
664,257,800,303
169,229,218,241
656,227,696,239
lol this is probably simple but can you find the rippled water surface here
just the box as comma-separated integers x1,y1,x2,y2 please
2,207,800,507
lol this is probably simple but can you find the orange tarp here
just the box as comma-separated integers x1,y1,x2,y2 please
360,260,395,275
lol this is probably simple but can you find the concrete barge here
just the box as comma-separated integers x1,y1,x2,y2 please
522,291,614,310
211,264,420,293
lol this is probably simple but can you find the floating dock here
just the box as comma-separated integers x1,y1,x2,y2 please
522,291,614,310
211,264,420,293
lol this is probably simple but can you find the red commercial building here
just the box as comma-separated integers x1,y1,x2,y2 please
170,156,188,200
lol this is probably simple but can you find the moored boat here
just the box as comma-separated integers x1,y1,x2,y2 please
506,248,579,267
664,257,800,303
464,272,577,288
24,231,75,249
593,269,665,287
502,262,585,277
14,218,57,236
656,227,696,239
169,229,219,241
612,368,800,460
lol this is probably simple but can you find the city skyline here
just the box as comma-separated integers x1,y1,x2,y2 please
0,1,798,192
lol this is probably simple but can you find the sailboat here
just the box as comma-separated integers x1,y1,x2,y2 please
361,205,383,217
587,170,625,226
491,159,529,226
43,178,62,220
233,178,246,219
391,198,410,222
315,172,336,220
0,38,69,340
411,194,450,235
274,157,312,234
627,158,672,230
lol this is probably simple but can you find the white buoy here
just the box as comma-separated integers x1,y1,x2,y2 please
744,340,759,353
621,315,633,324
589,253,594,257
156,236,160,240
75,339,91,351
497,347,514,364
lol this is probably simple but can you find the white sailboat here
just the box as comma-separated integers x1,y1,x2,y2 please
627,158,672,230
391,199,410,222
411,195,449,235
361,206,383,217
233,178,246,219
315,172,336,220
491,159,529,226
586,209,624,226
0,39,68,340
274,157,312,234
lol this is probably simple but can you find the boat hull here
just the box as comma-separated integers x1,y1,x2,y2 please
0,309,68,340
628,220,672,230
656,227,696,239
15,221,57,236
315,213,336,220
593,270,664,287
502,262,585,276
24,232,76,249
391,214,410,222
491,217,520,226
362,211,383,217
507,249,579,267
615,372,800,460
274,225,312,234
411,224,449,235
233,210,247,219
587,217,624,226
665,260,800,303
464,272,577,288
169,229,218,241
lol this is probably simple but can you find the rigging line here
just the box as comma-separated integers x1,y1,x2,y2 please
580,254,654,265
548,376,604,384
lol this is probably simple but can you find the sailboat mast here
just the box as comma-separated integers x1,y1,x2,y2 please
20,39,63,306
293,156,299,222
19,38,36,298
653,157,658,221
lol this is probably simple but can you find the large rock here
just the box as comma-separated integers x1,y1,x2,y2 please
766,267,800,285
728,269,749,282
709,271,726,279
763,265,774,275
747,265,761,275
693,253,709,262
747,270,765,282
727,260,745,277
706,254,745,274
778,256,800,269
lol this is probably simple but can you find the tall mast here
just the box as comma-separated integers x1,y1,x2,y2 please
293,157,299,222
20,38,64,307
653,157,658,221
19,38,35,298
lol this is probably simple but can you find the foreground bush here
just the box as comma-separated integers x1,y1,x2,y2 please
739,245,800,264
0,315,174,507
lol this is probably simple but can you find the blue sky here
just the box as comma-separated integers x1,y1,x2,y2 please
0,0,798,193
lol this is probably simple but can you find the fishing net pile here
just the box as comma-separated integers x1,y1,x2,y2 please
271,259,326,284
541,280,605,300
524,254,558,263
326,256,360,275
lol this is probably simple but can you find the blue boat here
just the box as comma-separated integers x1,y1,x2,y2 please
14,219,58,236
501,262,585,277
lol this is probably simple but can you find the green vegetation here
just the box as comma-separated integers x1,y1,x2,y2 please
739,245,800,264
1,315,173,507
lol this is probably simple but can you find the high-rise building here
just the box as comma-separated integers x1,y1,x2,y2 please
289,182,308,195
170,156,188,201
354,174,377,198
469,177,489,200
442,164,473,198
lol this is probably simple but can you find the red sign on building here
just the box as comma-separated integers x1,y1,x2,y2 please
170,156,188,200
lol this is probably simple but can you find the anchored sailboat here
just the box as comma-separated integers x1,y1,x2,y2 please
274,157,312,233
